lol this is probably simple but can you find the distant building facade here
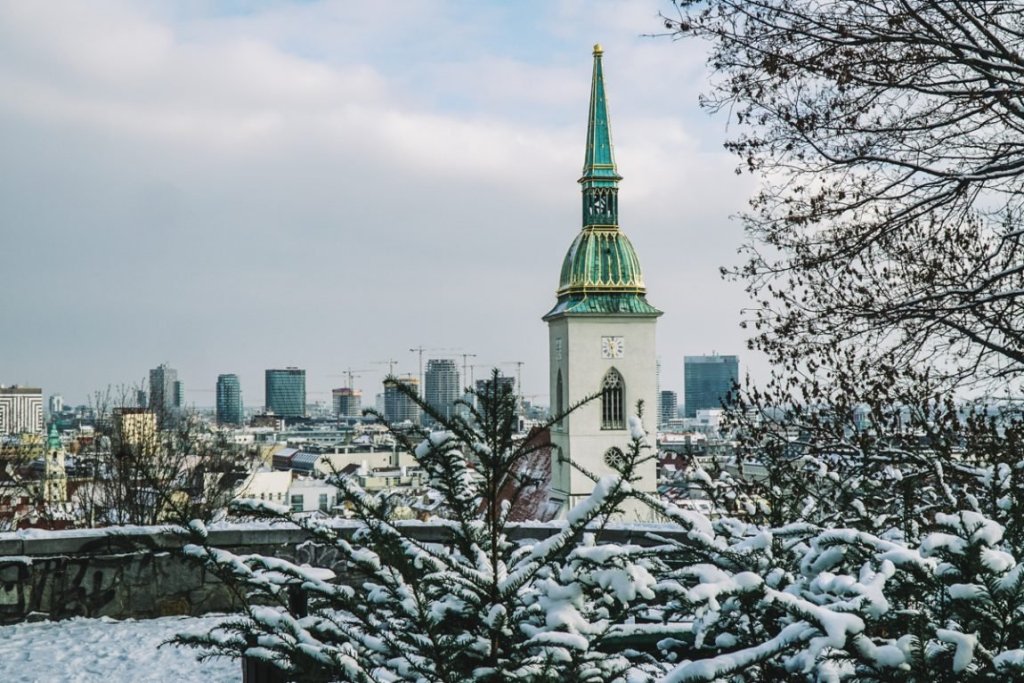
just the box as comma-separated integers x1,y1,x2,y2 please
332,388,362,417
0,386,43,435
659,390,678,427
216,374,244,426
383,376,421,424
251,413,285,430
265,368,306,418
112,408,158,455
47,394,63,418
683,355,739,418
475,374,515,398
148,364,181,427
424,359,460,423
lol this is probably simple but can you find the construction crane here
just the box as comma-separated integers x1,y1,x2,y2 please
458,353,477,390
465,363,493,390
373,359,400,376
501,361,526,412
327,367,371,391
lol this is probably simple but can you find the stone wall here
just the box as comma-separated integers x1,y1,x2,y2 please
0,522,675,624
0,526,303,623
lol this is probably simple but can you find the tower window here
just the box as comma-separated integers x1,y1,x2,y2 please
604,447,625,470
556,370,565,426
601,369,625,430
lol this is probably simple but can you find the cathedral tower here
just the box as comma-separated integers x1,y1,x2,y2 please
544,45,662,515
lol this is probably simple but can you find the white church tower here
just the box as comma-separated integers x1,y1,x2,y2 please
43,423,68,504
544,45,662,516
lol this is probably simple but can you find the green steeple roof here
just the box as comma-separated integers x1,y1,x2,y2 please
580,44,621,188
544,45,661,320
47,423,61,452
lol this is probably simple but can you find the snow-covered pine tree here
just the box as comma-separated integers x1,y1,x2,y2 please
175,371,667,682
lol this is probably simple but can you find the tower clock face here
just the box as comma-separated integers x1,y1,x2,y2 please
601,336,624,358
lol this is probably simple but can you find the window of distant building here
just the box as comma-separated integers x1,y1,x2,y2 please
556,370,564,426
290,494,303,512
319,493,329,512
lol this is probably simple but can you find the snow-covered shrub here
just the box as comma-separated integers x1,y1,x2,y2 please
653,352,1024,680
643,503,1024,682
175,372,667,682
695,352,1024,552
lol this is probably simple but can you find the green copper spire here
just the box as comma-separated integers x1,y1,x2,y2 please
544,45,661,320
581,43,621,188
47,423,61,452
580,44,621,229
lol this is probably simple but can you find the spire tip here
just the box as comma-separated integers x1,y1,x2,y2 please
593,43,603,56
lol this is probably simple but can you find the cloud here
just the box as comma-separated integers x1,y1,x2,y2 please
0,0,758,406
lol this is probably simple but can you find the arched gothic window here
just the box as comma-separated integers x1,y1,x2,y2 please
556,370,565,426
601,369,625,430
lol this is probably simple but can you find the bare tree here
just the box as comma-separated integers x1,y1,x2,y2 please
75,404,256,527
0,383,255,530
665,1,1024,388
0,437,49,530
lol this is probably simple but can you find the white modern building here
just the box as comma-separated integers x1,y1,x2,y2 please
0,386,43,435
288,478,340,513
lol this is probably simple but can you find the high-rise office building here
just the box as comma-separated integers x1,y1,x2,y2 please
683,355,739,418
475,374,516,398
383,376,421,424
265,368,306,418
48,394,63,417
149,363,180,427
659,390,678,427
332,388,362,417
0,386,43,435
173,380,185,409
474,373,517,415
424,359,460,423
216,374,244,426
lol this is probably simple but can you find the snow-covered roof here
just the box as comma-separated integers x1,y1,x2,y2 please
290,452,320,470
496,427,559,523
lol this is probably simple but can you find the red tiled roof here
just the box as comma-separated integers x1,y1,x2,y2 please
496,427,559,522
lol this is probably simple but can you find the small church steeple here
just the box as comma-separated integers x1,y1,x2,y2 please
43,422,67,504
580,43,621,227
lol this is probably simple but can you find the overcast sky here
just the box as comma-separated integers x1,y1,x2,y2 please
0,0,758,408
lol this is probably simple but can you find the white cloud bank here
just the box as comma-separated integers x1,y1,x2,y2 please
0,0,756,405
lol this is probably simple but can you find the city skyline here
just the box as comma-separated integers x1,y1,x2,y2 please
0,2,756,407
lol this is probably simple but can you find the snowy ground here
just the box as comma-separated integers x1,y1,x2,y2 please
0,614,239,682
